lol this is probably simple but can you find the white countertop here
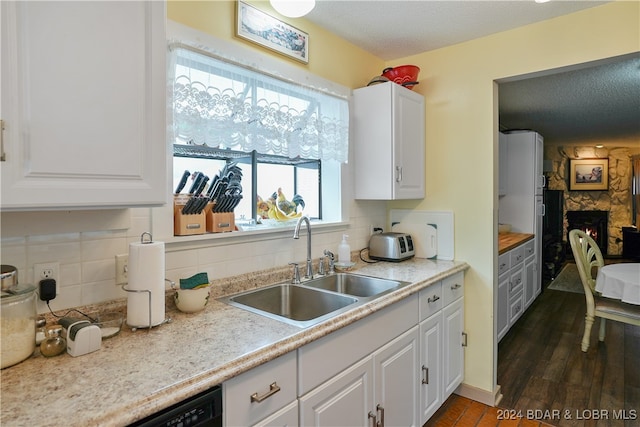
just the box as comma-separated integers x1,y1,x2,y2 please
0,258,468,427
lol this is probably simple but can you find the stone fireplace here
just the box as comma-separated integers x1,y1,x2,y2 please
566,210,609,255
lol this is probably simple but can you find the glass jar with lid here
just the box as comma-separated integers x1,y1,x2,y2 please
1,284,37,369
40,325,66,357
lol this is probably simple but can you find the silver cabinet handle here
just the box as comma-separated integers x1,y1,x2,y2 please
462,332,468,347
450,283,461,290
368,411,378,427
427,294,440,303
422,365,429,384
377,404,385,427
250,382,280,403
1,120,5,162
395,166,403,183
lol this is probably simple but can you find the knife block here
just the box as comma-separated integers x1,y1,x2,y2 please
207,209,235,233
173,196,206,236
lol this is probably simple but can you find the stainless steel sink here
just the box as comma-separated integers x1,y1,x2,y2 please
304,273,408,298
220,284,359,328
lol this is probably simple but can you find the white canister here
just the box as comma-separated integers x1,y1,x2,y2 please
126,233,165,328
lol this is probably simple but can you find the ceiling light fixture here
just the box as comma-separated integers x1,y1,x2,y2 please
595,144,604,148
270,0,315,18
535,0,551,3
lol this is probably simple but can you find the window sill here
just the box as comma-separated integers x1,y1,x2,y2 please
162,219,350,252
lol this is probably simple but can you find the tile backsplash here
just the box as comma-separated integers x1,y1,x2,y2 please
1,201,385,314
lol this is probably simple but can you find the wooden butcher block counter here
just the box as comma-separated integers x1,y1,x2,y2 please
498,232,534,255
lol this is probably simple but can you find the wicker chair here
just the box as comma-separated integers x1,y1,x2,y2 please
568,229,640,352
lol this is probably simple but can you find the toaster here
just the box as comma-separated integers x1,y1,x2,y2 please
369,232,415,262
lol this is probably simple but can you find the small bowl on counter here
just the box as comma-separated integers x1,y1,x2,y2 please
94,312,124,339
174,285,211,313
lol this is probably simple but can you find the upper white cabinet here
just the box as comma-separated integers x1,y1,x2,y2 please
353,82,425,200
0,1,167,211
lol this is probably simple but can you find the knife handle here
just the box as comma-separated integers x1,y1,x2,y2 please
174,170,191,195
194,175,209,196
188,172,203,194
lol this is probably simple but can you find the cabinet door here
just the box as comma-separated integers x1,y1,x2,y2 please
393,85,425,199
497,272,510,341
442,298,464,398
252,401,298,427
1,1,166,210
419,313,442,423
299,356,373,427
524,254,536,309
374,326,420,427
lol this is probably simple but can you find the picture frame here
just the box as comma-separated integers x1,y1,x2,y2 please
236,1,309,64
569,158,609,191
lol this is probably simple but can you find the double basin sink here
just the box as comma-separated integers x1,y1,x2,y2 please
219,273,410,328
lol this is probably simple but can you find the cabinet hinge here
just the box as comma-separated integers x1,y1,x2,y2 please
462,332,468,347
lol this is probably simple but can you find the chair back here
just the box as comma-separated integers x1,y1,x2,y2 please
568,229,604,295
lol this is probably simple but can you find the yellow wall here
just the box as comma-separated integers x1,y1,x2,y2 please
167,0,384,88
168,0,640,398
389,1,639,395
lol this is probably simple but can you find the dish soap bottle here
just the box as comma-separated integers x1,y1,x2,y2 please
338,234,351,264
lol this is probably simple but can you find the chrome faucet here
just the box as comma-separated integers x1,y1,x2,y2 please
293,215,313,279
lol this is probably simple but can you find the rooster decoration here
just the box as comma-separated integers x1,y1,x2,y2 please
257,188,305,221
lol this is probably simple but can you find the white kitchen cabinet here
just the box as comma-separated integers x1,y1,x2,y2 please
523,239,538,309
497,252,510,342
353,82,425,200
418,272,465,424
443,297,465,397
299,327,420,427
373,327,421,426
0,1,167,211
498,240,538,342
419,312,442,422
299,355,373,427
252,401,299,427
224,351,298,427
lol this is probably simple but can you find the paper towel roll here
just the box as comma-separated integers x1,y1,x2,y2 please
126,240,165,327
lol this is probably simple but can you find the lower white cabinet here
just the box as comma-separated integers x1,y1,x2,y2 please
299,327,420,427
224,351,297,427
252,401,299,427
419,272,465,424
498,239,539,342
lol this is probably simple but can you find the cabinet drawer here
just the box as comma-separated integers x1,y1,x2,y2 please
498,253,510,276
509,291,524,324
524,239,535,259
442,272,464,306
419,281,442,321
224,351,297,427
509,266,524,297
509,246,525,267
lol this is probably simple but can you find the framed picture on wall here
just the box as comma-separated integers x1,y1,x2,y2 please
569,158,609,191
236,1,309,64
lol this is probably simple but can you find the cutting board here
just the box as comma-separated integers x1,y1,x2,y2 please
391,223,437,259
390,210,454,260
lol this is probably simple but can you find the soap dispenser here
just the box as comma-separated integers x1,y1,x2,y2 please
338,234,351,264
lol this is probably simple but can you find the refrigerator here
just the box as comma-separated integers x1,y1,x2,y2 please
499,131,545,300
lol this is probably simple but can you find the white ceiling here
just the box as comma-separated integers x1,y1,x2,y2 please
304,0,640,143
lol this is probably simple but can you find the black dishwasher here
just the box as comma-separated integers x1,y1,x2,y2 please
129,385,222,427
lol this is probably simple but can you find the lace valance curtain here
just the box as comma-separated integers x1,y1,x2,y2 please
168,46,349,163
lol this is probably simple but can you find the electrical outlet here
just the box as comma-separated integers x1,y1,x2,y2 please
34,262,60,283
115,254,128,285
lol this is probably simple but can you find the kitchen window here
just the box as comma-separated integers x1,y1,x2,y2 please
167,45,348,231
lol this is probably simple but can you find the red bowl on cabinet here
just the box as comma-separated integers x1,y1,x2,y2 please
381,65,420,88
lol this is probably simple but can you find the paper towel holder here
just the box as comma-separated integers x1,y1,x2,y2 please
121,232,172,331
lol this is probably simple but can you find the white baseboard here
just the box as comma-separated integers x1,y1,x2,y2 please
454,383,502,407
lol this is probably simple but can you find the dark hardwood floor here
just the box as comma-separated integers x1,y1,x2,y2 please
497,263,640,427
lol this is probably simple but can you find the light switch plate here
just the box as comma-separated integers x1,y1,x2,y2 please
115,254,128,285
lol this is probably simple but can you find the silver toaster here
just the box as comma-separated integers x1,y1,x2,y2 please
369,232,415,262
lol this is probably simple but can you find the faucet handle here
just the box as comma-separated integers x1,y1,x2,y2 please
323,250,335,274
289,262,301,284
